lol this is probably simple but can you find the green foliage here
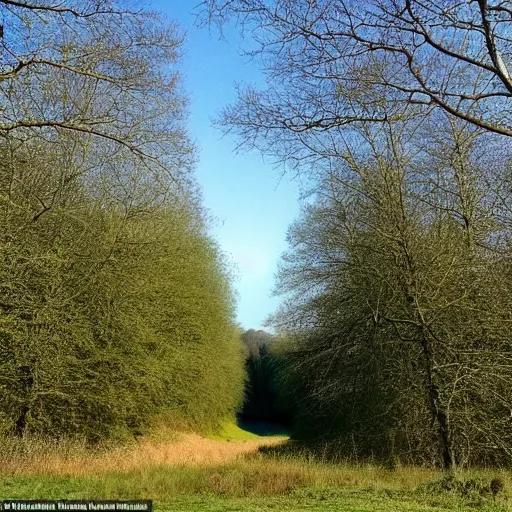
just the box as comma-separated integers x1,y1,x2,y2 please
0,3,244,440
239,330,294,427
271,120,512,468
123,207,245,432
0,141,244,440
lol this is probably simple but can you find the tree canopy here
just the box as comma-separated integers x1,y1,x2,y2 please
0,0,245,441
200,0,512,173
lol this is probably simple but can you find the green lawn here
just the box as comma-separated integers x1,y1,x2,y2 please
207,420,290,441
0,470,508,512
156,488,507,512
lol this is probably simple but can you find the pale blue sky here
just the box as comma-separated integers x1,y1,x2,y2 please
152,2,302,330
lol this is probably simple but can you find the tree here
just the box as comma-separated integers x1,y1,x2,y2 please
0,2,245,439
271,118,512,468
0,0,194,180
201,0,512,469
0,137,245,440
239,329,295,426
200,0,512,171
240,330,275,422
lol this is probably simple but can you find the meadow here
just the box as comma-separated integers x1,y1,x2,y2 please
0,424,509,512
2,3,512,511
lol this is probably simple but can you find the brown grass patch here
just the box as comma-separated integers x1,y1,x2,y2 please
0,433,286,477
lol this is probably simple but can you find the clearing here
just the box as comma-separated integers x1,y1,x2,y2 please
0,423,509,512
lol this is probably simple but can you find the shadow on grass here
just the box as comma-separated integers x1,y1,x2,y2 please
257,437,398,466
257,438,348,462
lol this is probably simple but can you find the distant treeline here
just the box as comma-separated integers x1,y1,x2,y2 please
239,329,293,428
0,2,244,441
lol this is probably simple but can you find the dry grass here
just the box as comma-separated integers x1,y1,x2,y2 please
0,429,443,496
0,430,447,495
0,428,509,509
0,432,286,477
235,454,442,492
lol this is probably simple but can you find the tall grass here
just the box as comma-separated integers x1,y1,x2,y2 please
0,431,285,477
0,428,508,510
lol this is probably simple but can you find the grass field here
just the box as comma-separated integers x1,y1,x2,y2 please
0,424,509,511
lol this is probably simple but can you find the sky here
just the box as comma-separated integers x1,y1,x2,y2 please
150,2,302,331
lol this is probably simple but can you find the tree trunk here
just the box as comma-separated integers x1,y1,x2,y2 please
15,365,34,438
420,337,454,470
